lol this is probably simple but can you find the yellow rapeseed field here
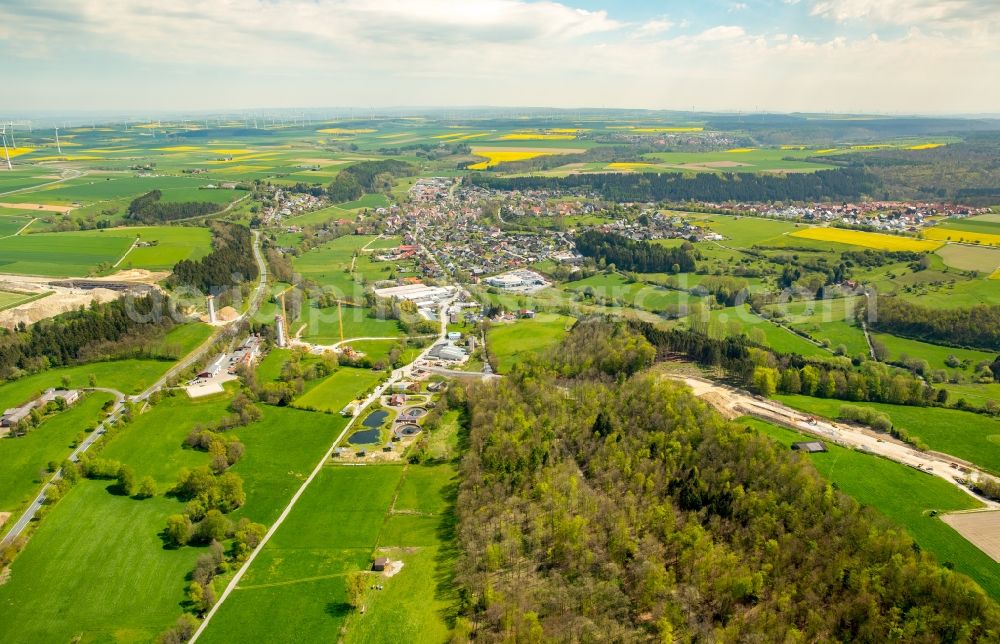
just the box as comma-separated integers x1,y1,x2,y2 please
607,162,660,170
468,148,566,170
925,227,1000,247
990,268,1000,280
790,227,944,251
316,128,376,134
500,133,577,141
726,147,756,153
548,128,590,133
2,147,35,158
909,143,944,150
206,148,254,154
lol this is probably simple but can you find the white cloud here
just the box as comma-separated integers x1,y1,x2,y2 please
0,0,998,113
810,0,1000,28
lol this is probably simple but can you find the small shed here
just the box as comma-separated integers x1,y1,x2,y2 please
791,441,827,453
372,557,388,572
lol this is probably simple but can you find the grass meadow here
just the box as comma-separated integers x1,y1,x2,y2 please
774,394,1000,475
487,313,575,373
291,367,384,413
0,392,113,513
200,462,459,644
745,418,1000,603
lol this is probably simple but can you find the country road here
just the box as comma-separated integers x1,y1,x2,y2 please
189,293,458,642
0,231,269,547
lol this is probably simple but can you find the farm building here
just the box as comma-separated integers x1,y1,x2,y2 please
372,557,388,572
791,441,827,453
2,388,81,428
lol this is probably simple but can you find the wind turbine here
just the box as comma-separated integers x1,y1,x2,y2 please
7,122,16,148
54,126,63,154
1,124,13,170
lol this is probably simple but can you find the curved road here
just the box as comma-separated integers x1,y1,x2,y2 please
0,231,268,547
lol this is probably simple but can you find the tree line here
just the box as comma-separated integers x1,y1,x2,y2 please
630,320,946,410
468,167,879,203
454,319,999,641
574,230,697,273
866,294,1000,351
125,190,225,223
0,294,177,381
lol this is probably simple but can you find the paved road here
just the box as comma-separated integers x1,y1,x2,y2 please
190,295,457,642
0,231,269,547
0,388,127,547
669,374,1000,508
0,168,85,197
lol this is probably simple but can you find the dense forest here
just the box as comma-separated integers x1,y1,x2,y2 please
468,167,879,202
125,190,225,223
455,319,1000,641
866,295,1000,351
169,223,258,301
0,295,176,380
326,159,414,202
575,230,697,273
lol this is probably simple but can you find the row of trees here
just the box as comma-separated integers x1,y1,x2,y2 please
126,190,224,223
468,167,879,202
866,295,1000,351
455,320,1000,640
0,294,177,381
631,320,946,408
574,230,697,273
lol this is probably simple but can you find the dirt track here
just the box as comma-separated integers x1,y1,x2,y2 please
0,269,167,328
667,374,1000,508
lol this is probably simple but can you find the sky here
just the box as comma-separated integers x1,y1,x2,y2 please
2,0,999,115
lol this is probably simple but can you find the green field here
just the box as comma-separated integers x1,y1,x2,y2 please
0,214,34,237
0,393,113,513
487,313,575,373
561,271,695,312
83,226,214,269
0,385,351,642
775,394,1000,475
201,462,459,643
697,305,831,357
291,367,384,413
765,296,869,356
0,359,179,411
745,418,1000,602
935,243,1000,273
0,481,203,643
939,215,1000,235
870,331,996,373
0,289,50,311
700,215,803,247
640,148,840,173
293,235,378,300
297,303,404,345
0,231,133,276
